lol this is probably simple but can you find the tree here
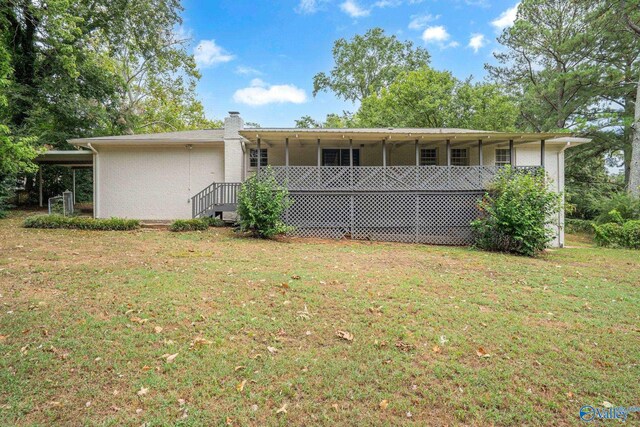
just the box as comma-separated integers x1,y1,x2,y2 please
294,112,355,128
355,67,517,130
618,0,640,197
312,28,430,103
487,0,640,195
486,0,605,132
0,39,38,216
1,0,218,204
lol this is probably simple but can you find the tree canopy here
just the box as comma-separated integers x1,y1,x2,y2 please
356,67,517,131
312,27,430,103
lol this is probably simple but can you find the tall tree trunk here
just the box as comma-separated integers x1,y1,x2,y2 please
629,77,640,197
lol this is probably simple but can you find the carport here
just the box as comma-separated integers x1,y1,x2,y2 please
33,150,93,207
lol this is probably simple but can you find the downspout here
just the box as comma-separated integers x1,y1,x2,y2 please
557,142,571,248
86,143,99,218
240,140,247,181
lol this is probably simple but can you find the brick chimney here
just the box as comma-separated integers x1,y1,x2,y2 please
223,112,244,183
224,111,244,139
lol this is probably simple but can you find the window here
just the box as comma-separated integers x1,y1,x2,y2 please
249,148,268,168
420,148,438,166
495,148,511,166
451,148,468,166
322,149,360,166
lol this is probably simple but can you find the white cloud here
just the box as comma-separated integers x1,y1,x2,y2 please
296,0,319,14
235,66,262,76
491,3,519,31
408,14,439,30
340,0,370,18
468,33,486,53
374,0,402,7
233,79,307,106
194,40,234,67
421,26,459,49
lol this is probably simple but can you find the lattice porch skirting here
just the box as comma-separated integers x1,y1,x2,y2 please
283,191,483,245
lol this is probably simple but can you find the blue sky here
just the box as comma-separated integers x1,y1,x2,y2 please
181,0,519,127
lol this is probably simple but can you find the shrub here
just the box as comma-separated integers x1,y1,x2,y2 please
471,167,561,257
168,219,209,232
565,218,594,234
203,216,225,227
593,222,624,247
594,193,640,224
23,215,139,230
236,167,292,238
622,220,640,249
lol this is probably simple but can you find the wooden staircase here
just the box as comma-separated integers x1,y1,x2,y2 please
191,182,241,218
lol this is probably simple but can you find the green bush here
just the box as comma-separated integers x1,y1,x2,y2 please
593,222,623,247
594,193,640,224
471,167,561,257
23,215,139,230
565,218,594,234
236,167,292,238
622,220,640,249
593,220,640,249
168,219,209,232
202,216,225,227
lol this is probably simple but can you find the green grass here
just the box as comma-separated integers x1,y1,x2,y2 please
0,211,638,426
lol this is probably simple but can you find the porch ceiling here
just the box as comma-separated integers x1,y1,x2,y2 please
238,128,572,145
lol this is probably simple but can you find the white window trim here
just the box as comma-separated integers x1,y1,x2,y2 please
419,147,438,166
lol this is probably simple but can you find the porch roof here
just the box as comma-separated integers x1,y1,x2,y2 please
238,128,581,145
34,150,93,167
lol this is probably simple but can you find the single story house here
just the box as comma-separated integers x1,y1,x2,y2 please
63,112,590,247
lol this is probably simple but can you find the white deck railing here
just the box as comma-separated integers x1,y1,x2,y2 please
261,166,538,192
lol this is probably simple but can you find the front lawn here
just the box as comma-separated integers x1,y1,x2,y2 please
0,211,638,426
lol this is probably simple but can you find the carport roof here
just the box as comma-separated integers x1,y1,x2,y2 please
34,150,93,167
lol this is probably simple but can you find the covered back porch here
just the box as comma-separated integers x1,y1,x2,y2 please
238,128,566,192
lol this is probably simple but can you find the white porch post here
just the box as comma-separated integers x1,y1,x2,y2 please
415,139,419,166
72,169,76,204
509,139,515,165
349,138,353,167
285,137,289,167
38,166,43,208
317,138,321,167
540,139,546,168
382,139,387,167
257,138,261,170
478,140,483,165
446,140,451,166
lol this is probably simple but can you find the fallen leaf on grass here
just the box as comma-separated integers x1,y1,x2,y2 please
395,341,415,352
137,387,149,396
331,403,339,411
153,326,163,334
234,365,245,371
281,283,290,289
432,345,441,353
336,330,354,341
291,275,301,280
476,347,491,358
190,337,213,349
267,346,279,354
602,401,614,408
0,335,8,342
237,379,247,392
379,400,389,410
566,392,574,398
165,353,178,363
276,403,288,414
130,317,148,324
